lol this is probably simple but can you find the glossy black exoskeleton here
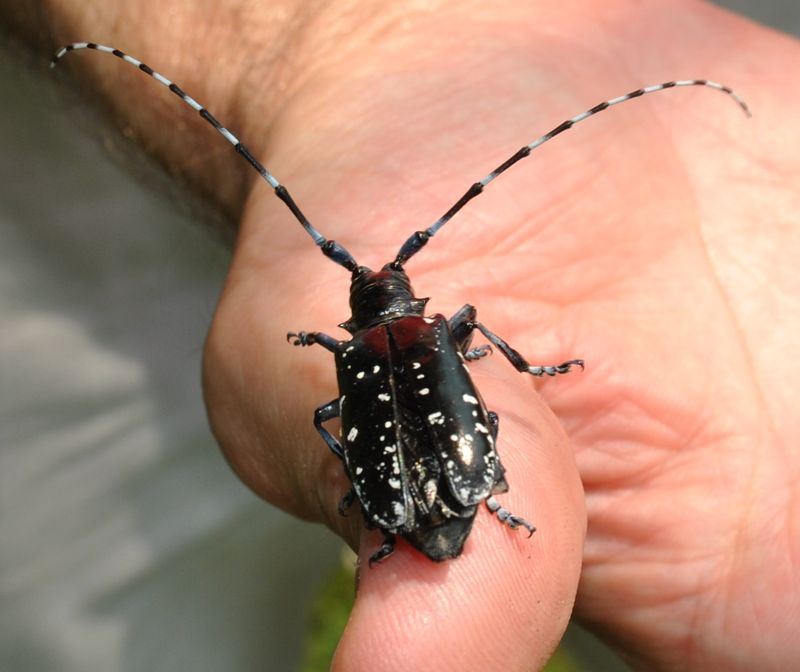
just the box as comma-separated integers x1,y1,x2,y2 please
52,42,750,563
288,265,575,563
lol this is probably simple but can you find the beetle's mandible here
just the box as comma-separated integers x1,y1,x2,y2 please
52,42,750,564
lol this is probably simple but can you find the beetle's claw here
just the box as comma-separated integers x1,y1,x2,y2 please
286,331,310,346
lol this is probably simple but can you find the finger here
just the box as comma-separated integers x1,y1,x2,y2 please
334,364,586,672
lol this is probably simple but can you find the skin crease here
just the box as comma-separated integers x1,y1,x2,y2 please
7,0,800,669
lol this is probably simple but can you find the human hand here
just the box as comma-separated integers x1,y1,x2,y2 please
19,0,800,669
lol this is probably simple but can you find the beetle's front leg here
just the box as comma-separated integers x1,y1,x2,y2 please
286,330,339,352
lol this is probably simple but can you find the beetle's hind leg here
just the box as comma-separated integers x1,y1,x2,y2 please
486,497,536,537
368,532,396,566
338,488,357,516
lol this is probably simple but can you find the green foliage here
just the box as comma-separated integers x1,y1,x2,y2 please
299,551,357,672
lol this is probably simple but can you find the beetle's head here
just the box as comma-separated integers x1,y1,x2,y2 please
340,265,429,334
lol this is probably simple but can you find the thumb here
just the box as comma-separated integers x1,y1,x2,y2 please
333,363,585,672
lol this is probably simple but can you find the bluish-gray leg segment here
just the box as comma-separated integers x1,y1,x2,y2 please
486,497,536,536
314,398,343,460
287,331,339,352
465,344,492,361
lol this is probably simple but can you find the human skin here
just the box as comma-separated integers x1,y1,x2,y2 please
5,0,799,670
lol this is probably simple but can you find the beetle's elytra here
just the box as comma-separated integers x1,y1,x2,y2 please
52,42,749,564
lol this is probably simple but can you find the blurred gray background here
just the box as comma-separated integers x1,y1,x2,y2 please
1,3,797,671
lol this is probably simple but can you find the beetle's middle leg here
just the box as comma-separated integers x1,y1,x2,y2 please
314,398,359,516
448,304,583,377
314,398,343,460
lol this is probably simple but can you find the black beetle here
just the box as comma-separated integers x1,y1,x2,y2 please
52,42,750,564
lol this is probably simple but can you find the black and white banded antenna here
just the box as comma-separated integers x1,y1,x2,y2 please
51,41,360,273
392,79,751,268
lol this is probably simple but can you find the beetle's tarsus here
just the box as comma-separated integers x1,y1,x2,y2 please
286,331,310,346
369,533,396,566
527,358,585,377
464,344,492,361
486,496,536,536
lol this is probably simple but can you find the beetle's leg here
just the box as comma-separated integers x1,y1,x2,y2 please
486,411,510,493
448,304,478,354
286,331,339,352
472,321,583,377
449,306,582,375
368,532,396,566
338,488,357,516
464,344,492,361
487,410,499,440
486,497,536,537
314,398,344,460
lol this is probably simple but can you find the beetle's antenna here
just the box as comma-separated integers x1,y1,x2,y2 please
51,42,359,273
392,79,750,268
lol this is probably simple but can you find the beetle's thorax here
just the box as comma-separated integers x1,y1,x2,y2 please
340,265,429,333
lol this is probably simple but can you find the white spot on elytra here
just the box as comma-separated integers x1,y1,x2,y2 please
347,427,359,442
475,423,489,434
356,371,365,379
419,388,430,396
384,421,392,428
456,435,474,464
373,365,380,374
463,393,479,405
416,373,425,379
388,478,401,489
427,411,444,425
412,362,421,369
378,393,391,402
